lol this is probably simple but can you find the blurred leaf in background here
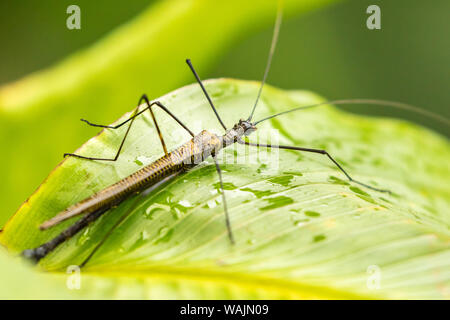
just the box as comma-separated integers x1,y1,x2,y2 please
0,247,73,299
0,0,339,226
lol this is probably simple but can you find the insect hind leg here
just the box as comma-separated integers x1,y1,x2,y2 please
79,171,183,268
213,156,235,245
64,95,148,162
22,206,109,263
64,94,195,162
239,139,391,194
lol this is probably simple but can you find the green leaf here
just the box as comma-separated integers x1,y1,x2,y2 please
0,0,341,226
0,247,75,299
1,79,449,299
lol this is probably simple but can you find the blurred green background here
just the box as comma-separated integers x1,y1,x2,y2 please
0,0,448,227
1,0,448,127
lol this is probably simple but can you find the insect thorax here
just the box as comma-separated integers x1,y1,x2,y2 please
169,130,222,166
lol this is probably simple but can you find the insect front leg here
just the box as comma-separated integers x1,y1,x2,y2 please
238,139,391,193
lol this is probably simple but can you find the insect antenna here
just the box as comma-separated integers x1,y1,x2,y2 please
247,0,283,122
186,59,227,131
254,98,450,127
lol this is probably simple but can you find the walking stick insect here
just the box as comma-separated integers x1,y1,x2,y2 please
22,5,449,264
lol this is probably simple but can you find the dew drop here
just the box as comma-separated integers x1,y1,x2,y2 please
349,186,370,196
260,196,294,211
159,227,169,237
241,187,275,199
207,199,218,209
283,171,303,177
77,227,91,245
172,207,183,220
313,234,326,242
256,163,268,173
294,219,309,227
213,182,238,191
178,200,192,208
304,211,320,218
141,230,150,241
329,176,350,185
268,175,293,187
144,203,170,219
129,230,152,251
156,228,174,244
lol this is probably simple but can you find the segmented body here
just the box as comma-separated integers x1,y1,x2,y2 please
24,118,248,262
41,130,224,229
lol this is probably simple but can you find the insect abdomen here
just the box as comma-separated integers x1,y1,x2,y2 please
65,149,188,216
41,130,222,229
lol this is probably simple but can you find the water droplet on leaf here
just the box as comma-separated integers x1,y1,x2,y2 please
304,211,320,217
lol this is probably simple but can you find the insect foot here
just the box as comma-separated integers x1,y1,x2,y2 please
21,247,46,264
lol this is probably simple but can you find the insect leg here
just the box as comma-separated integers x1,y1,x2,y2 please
64,94,194,161
64,95,146,161
212,155,235,244
22,206,110,263
238,140,391,193
186,59,228,131
144,97,196,155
